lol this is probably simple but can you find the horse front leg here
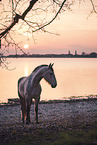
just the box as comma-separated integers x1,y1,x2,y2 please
26,99,32,124
35,97,40,124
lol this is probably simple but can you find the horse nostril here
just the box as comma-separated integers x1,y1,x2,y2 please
52,84,57,88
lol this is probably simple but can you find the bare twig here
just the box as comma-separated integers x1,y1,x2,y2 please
31,0,67,33
0,0,38,38
90,0,97,14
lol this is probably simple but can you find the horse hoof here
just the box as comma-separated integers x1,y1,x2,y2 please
26,122,30,125
26,121,31,125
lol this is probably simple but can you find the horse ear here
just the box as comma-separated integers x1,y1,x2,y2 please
49,63,51,67
49,63,54,68
52,63,54,67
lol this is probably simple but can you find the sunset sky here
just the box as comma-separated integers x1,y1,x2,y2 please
1,0,97,55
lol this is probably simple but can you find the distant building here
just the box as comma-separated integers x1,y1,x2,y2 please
68,50,73,57
75,50,77,55
68,50,71,55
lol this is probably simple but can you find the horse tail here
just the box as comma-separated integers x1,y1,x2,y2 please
18,77,26,123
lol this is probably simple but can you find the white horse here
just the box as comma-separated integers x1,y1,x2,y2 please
18,63,57,124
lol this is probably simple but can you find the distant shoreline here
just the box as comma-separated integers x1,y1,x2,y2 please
3,55,97,58
1,52,97,58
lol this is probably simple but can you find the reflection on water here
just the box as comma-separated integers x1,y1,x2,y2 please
24,67,29,76
0,58,97,103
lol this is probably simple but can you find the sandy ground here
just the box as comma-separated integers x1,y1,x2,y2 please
0,99,97,132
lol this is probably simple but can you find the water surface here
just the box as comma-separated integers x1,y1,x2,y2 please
0,58,97,103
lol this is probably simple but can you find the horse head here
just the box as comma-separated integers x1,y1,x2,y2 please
43,63,57,88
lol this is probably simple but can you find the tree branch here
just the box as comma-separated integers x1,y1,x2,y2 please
22,0,38,19
0,0,38,38
32,0,66,33
90,0,97,14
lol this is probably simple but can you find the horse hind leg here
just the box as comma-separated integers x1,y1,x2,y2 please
26,99,32,124
20,97,26,124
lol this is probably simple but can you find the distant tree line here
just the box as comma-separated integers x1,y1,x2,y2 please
4,51,97,58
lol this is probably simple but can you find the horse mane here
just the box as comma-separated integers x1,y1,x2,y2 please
32,64,54,74
33,64,48,73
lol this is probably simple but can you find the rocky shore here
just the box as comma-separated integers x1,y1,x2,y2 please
0,98,97,145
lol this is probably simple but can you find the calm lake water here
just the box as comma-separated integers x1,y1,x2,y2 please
0,58,97,103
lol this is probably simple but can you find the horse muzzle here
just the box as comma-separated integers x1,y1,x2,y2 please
51,83,57,88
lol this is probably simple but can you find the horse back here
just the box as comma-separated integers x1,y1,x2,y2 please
18,77,25,84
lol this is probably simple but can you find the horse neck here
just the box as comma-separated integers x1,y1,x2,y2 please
30,66,47,86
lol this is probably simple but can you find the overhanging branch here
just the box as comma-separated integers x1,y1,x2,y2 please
0,0,38,38
90,0,97,14
32,0,67,33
